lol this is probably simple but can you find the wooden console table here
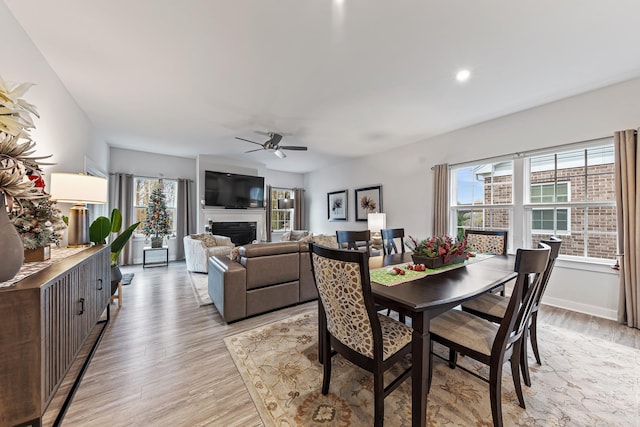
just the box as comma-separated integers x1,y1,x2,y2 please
0,245,111,427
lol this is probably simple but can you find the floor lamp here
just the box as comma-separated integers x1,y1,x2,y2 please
278,198,295,231
51,173,108,247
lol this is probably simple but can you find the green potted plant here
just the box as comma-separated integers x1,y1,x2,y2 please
89,208,139,288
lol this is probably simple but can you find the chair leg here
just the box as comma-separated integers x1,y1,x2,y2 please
489,363,504,427
511,341,526,409
519,328,532,388
529,311,542,365
448,349,457,369
321,332,332,395
373,368,384,427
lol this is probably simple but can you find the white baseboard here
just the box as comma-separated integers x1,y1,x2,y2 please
543,296,617,321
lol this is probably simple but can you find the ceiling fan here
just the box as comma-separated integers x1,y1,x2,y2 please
235,132,307,159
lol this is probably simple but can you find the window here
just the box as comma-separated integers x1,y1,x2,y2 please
133,177,178,235
525,145,616,260
450,141,616,261
530,182,570,234
271,188,294,232
450,161,513,243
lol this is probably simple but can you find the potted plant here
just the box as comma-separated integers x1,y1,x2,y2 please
141,185,171,248
0,76,52,281
405,235,469,269
89,208,140,289
10,197,66,262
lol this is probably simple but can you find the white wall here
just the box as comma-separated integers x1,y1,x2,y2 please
1,2,109,247
0,1,108,178
305,77,640,320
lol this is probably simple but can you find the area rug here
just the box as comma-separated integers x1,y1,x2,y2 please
225,311,640,426
121,273,134,286
188,271,212,306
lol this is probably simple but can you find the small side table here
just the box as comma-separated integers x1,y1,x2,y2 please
143,246,169,268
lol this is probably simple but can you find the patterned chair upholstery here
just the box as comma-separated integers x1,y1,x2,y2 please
309,244,412,427
465,229,508,255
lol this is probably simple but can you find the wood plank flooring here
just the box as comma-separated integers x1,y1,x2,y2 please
45,261,639,426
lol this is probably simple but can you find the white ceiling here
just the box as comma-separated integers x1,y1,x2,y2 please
6,0,640,173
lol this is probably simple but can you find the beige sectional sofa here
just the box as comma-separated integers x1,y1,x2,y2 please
207,237,338,322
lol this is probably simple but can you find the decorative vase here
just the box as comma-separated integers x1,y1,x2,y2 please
24,245,51,263
151,237,163,248
0,195,25,282
411,253,467,269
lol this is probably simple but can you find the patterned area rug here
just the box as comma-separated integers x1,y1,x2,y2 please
188,271,212,306
225,312,640,426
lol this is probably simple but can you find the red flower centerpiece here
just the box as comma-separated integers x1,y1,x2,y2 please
406,235,468,269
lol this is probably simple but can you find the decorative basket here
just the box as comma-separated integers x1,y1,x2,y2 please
411,253,466,269
24,245,51,263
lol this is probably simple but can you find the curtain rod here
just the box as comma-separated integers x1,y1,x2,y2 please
109,172,193,182
446,134,612,169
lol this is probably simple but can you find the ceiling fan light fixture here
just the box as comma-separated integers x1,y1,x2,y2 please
275,149,286,159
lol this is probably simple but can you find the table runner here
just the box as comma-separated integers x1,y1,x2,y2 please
370,253,493,287
0,247,86,288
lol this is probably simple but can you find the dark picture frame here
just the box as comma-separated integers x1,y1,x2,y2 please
327,190,348,221
355,185,382,221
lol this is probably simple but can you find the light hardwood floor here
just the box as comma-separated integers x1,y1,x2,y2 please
46,261,639,426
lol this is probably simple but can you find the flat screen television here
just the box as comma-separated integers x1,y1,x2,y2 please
204,171,265,209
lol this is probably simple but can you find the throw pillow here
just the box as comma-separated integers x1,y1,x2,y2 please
281,231,292,241
298,233,314,243
290,230,309,241
229,247,240,262
191,233,217,247
312,234,338,249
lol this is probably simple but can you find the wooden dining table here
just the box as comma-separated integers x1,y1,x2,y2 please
368,252,517,427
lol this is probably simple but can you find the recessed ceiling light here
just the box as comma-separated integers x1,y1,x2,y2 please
456,69,471,83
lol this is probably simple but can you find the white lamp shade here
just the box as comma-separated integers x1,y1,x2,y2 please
368,212,386,233
50,173,108,204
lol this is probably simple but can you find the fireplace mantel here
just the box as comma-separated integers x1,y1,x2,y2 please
200,208,267,242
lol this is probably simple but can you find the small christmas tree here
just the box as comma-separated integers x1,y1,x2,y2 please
10,197,66,249
142,186,171,245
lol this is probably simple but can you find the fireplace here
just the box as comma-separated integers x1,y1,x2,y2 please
211,221,257,246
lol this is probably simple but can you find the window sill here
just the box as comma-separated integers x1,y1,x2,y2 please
555,256,619,275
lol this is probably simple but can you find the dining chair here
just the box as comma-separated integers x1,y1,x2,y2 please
381,228,405,255
336,230,372,253
465,229,508,255
465,229,508,295
460,238,562,386
428,243,550,427
309,243,413,427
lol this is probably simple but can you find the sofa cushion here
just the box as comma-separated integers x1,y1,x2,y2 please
281,230,309,242
239,242,301,257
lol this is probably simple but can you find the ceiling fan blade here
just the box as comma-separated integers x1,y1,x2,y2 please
245,148,263,153
274,149,286,159
279,146,307,151
235,136,264,147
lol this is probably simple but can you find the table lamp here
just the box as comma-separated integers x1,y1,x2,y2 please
368,212,386,249
51,173,108,247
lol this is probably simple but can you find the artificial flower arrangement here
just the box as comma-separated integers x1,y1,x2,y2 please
405,235,469,265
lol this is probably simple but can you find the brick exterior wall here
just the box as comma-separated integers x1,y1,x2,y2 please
458,163,617,259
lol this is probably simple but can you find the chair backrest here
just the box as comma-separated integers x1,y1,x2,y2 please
336,230,371,253
533,238,562,309
465,229,508,255
309,243,382,359
381,228,405,255
492,243,550,357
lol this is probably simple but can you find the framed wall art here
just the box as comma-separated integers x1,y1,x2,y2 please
327,190,348,221
355,185,382,221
